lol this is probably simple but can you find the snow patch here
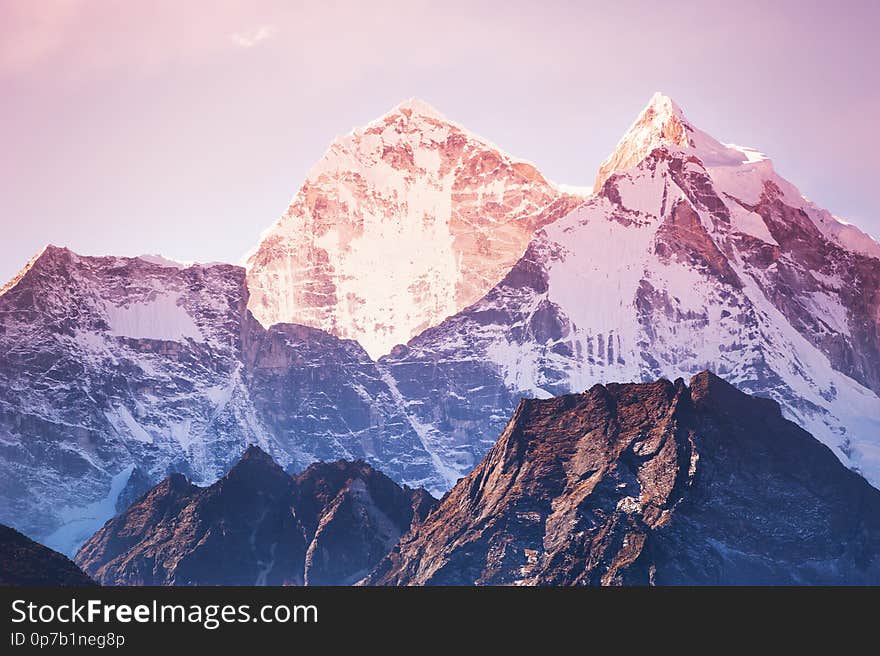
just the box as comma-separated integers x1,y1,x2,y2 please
106,405,153,443
137,254,190,268
725,202,778,245
43,465,135,556
725,144,768,163
105,295,203,342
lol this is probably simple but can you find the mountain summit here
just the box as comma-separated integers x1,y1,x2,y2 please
596,92,880,258
245,99,584,358
594,92,754,190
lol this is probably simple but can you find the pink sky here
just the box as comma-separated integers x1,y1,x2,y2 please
1,0,878,283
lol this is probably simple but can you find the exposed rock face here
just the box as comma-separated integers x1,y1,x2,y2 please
75,447,303,586
366,372,880,585
0,248,447,553
294,460,438,585
245,99,582,358
243,323,442,490
75,446,435,586
0,524,95,586
378,93,880,491
0,100,583,550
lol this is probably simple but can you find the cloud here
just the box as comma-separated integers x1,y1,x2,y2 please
0,3,283,80
229,25,275,49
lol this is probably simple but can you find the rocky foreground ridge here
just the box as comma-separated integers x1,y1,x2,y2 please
75,446,435,586
367,372,880,585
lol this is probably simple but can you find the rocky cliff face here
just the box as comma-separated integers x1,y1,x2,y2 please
75,446,435,586
378,93,880,490
293,459,438,585
0,524,95,586
367,372,880,585
245,99,582,359
0,247,256,551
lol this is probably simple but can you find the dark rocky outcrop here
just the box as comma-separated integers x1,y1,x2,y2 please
295,460,438,585
0,525,95,586
366,372,880,585
75,446,435,586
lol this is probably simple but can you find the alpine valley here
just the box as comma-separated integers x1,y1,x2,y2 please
1,93,879,577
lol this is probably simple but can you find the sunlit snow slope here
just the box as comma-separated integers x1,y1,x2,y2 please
381,93,880,487
245,99,583,359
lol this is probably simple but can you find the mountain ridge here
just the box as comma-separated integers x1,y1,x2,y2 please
0,245,450,553
75,446,437,586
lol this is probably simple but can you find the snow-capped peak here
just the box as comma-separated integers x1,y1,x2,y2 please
304,98,461,181
593,92,692,189
594,92,758,190
393,97,447,121
245,100,583,359
639,91,691,145
592,94,880,260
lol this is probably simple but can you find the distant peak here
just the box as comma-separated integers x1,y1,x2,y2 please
630,91,694,152
594,93,760,190
0,244,75,296
594,93,695,190
643,91,688,123
239,444,274,463
391,97,447,121
36,244,74,261
304,97,459,183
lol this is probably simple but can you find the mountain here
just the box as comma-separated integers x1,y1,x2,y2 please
2,93,879,556
366,372,880,585
75,446,436,586
0,100,581,551
377,92,880,490
0,524,95,586
0,247,254,552
245,99,583,359
0,247,447,554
